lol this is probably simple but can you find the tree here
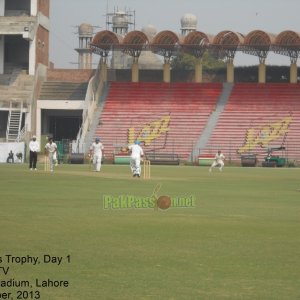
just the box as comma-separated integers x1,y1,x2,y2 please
171,51,225,70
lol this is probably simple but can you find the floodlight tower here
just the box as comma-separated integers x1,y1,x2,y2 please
105,8,135,69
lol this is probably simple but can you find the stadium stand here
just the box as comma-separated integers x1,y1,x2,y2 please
39,81,88,100
94,82,222,160
0,67,34,106
204,83,300,163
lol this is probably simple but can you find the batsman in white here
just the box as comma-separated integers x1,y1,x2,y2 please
209,150,225,172
44,137,57,172
128,140,144,177
53,151,58,167
90,137,104,172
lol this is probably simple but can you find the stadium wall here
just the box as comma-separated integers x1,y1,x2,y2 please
47,69,95,82
105,66,299,83
36,26,49,67
38,0,49,17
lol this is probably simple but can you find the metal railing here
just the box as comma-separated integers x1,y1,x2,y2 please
196,143,300,166
73,59,104,152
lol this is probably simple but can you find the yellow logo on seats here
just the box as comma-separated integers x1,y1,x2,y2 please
128,115,170,145
238,116,292,153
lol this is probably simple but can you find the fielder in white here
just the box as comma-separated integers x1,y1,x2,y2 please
44,137,57,172
128,141,144,177
90,137,104,172
209,150,225,172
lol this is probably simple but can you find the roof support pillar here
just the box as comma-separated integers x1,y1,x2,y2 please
132,60,139,82
194,59,202,83
0,35,4,74
258,62,266,83
290,62,298,84
226,60,234,83
101,60,107,82
163,62,171,83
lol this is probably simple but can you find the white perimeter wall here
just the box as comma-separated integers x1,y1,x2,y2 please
0,142,25,163
36,100,84,142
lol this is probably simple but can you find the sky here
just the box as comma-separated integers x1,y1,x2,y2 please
49,0,300,68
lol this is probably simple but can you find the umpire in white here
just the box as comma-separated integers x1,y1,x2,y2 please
29,135,40,170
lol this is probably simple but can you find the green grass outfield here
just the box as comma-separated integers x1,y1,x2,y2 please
0,163,300,300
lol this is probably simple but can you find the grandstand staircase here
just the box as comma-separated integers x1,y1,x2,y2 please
83,82,110,152
0,67,34,107
6,101,23,142
39,82,88,100
0,65,34,142
191,83,233,160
